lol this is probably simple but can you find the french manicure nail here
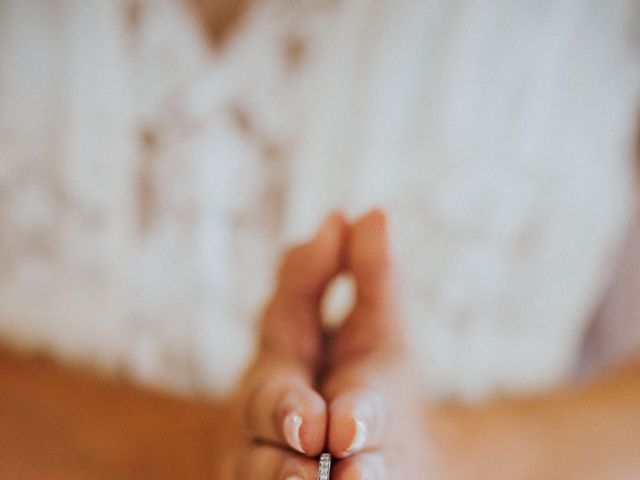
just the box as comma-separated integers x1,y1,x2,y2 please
284,412,305,453
345,418,367,454
284,476,302,480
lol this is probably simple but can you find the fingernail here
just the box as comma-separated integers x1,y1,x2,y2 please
284,476,302,480
284,412,305,454
345,418,367,454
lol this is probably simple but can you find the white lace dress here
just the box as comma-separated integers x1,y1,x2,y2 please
1,0,639,400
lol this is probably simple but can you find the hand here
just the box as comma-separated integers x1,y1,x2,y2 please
234,212,347,479
233,210,436,479
231,209,640,480
320,210,433,479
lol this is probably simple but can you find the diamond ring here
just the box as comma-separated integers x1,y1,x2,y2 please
318,453,331,480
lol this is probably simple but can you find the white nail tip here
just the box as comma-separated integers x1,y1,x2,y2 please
346,419,367,454
284,413,305,453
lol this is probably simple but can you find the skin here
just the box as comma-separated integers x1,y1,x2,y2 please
227,209,640,480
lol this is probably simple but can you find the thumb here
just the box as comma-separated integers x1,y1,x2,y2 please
349,208,394,307
330,209,405,361
242,211,348,456
323,209,411,458
262,211,348,364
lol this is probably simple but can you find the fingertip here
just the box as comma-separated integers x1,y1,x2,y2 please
348,209,392,293
298,397,328,456
328,391,385,458
318,210,348,236
312,210,348,268
278,389,327,456
351,208,388,240
300,389,328,456
352,207,389,250
328,403,362,458
361,208,387,227
277,211,348,300
246,373,328,456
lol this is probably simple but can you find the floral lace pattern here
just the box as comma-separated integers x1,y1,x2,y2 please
0,0,639,399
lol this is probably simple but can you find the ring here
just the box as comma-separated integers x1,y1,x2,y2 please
318,453,331,480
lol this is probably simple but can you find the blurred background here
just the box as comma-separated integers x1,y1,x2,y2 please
1,0,640,429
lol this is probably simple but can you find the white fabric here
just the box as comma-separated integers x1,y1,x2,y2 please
0,0,639,400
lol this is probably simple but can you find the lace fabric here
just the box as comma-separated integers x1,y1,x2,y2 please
0,0,639,400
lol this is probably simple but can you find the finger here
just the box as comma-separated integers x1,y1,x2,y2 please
347,209,394,309
244,358,326,456
327,388,387,458
246,212,346,455
235,444,319,480
330,209,405,363
322,210,414,461
275,211,347,303
332,452,389,480
324,350,412,458
261,211,347,366
323,209,406,457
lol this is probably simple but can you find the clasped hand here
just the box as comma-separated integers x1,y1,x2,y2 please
232,210,432,479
